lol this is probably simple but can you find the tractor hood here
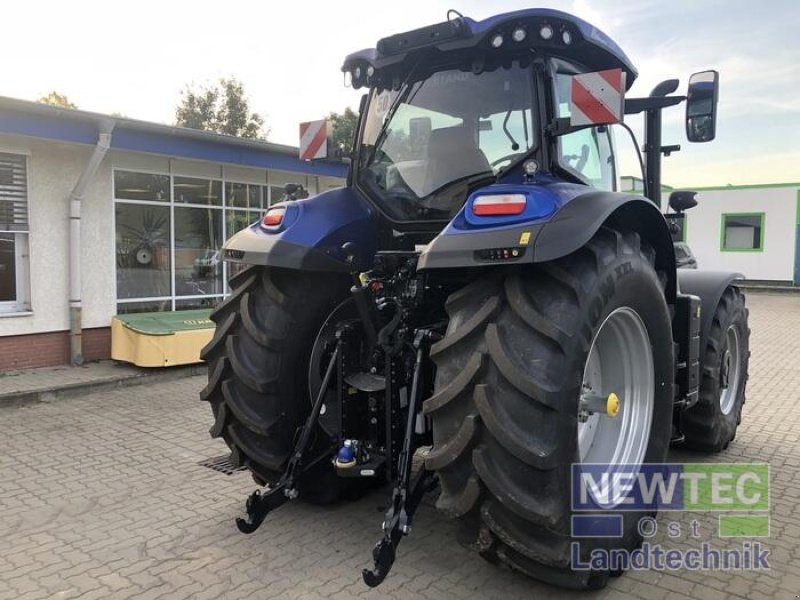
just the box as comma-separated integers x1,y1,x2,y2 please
342,8,637,91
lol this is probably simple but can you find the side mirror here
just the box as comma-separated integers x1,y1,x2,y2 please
668,191,698,213
686,70,719,142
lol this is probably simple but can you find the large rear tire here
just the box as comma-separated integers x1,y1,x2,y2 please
681,286,749,452
200,265,351,500
423,227,675,589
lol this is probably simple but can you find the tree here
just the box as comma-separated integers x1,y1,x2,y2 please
327,107,359,155
175,78,267,139
38,91,77,109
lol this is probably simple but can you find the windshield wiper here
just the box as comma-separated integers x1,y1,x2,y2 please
502,107,520,151
366,60,424,166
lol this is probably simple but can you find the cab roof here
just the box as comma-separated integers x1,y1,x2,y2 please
343,8,637,90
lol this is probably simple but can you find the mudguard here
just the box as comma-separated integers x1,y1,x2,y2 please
418,183,677,301
677,270,744,353
222,187,378,273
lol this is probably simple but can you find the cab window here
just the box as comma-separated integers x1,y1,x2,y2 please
478,106,535,171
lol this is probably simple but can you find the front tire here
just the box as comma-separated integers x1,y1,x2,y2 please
423,227,675,589
681,286,750,452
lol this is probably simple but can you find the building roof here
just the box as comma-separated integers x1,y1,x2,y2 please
622,174,800,193
0,96,347,178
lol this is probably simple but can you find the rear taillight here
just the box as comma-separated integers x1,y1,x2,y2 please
261,207,286,228
472,193,527,216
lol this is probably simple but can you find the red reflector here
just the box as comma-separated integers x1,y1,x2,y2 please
261,208,285,227
472,194,527,216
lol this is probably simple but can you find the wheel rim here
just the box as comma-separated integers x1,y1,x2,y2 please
719,325,741,415
578,307,654,473
308,298,358,406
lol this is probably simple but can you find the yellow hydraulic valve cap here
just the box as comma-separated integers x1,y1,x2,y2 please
606,393,620,417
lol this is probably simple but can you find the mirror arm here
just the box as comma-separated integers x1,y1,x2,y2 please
625,95,685,115
651,79,680,98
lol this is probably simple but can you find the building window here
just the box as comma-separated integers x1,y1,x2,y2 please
226,182,262,210
267,185,286,206
114,170,170,202
115,203,171,300
114,170,270,314
174,206,223,297
0,152,31,314
174,176,222,206
721,213,764,252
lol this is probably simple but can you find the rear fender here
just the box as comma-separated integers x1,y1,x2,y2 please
222,187,377,273
419,188,677,302
535,191,677,301
677,270,744,353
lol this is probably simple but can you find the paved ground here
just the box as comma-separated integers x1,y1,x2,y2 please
0,361,202,407
1,292,799,600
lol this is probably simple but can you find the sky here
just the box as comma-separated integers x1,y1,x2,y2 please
2,0,798,187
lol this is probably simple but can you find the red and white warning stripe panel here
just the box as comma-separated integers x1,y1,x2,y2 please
569,68,626,126
299,119,329,161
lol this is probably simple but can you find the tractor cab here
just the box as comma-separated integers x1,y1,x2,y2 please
342,9,636,230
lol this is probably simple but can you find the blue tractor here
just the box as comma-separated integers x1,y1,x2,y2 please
202,9,749,590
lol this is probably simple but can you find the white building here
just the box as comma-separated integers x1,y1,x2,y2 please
622,177,800,286
680,185,798,284
0,97,345,370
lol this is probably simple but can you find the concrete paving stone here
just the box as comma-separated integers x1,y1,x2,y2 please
627,585,672,600
691,584,741,600
0,292,797,598
11,592,56,600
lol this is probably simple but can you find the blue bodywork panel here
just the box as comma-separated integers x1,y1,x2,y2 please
279,187,376,254
223,187,378,272
463,184,558,227
223,171,591,273
449,173,590,233
224,172,676,306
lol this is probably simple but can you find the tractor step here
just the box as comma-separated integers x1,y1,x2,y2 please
344,372,387,392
